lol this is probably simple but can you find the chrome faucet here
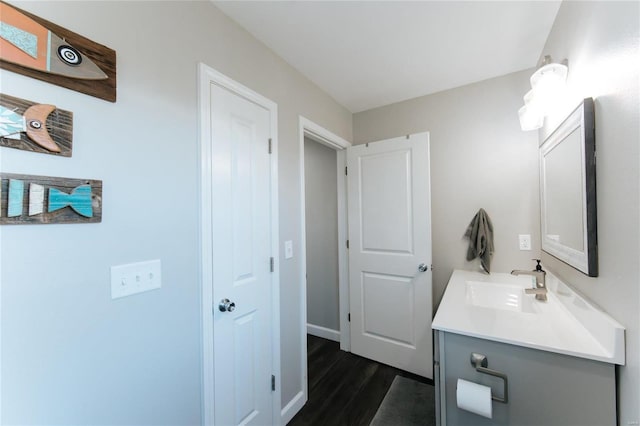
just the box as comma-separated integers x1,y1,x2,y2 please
512,259,547,301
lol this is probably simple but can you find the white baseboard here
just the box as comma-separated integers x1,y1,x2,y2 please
307,323,340,342
281,390,306,425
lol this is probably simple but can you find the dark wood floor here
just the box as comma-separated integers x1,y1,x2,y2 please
288,335,433,426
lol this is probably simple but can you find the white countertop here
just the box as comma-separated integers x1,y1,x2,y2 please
432,269,625,365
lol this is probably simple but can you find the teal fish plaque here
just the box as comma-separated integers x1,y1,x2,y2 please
0,173,102,225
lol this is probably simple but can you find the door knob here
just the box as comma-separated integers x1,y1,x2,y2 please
219,298,236,312
418,263,429,272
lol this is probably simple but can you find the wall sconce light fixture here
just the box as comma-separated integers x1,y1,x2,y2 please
518,55,568,131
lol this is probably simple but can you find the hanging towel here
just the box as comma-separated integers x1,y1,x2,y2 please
464,208,494,273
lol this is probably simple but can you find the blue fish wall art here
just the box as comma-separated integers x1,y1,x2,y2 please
0,173,102,225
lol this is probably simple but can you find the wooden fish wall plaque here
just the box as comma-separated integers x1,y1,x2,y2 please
0,1,117,102
0,93,73,156
0,173,102,225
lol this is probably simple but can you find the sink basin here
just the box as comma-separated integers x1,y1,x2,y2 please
466,280,537,314
433,270,626,365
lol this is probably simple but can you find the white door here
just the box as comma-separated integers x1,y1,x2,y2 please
347,133,433,378
208,81,274,425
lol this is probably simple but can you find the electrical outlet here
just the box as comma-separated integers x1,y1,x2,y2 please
111,259,162,299
284,240,293,259
518,234,532,251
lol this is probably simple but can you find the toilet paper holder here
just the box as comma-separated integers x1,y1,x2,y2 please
470,353,509,404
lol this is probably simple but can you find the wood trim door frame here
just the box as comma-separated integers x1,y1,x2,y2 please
285,116,350,423
198,63,281,426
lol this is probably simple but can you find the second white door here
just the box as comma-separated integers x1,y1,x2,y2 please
209,81,274,425
347,132,433,378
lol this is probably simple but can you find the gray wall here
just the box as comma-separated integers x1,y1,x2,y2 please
538,2,639,424
0,1,352,423
304,138,340,332
353,69,540,309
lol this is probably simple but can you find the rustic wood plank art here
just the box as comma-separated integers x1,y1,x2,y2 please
0,1,117,102
0,93,73,156
0,173,102,225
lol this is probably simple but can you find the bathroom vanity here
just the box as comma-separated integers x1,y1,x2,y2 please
432,270,625,426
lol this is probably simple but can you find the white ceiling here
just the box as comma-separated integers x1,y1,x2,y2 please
214,1,561,113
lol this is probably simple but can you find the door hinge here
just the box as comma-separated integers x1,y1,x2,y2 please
268,138,272,154
270,257,274,272
345,166,348,176
271,374,276,391
346,239,349,249
348,313,351,322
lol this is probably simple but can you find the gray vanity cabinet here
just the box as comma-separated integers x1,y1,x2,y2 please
435,331,616,426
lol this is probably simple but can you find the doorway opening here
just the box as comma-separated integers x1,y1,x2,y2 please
291,127,434,423
304,137,340,343
286,117,350,424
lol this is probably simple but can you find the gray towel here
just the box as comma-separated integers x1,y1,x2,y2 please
464,208,494,273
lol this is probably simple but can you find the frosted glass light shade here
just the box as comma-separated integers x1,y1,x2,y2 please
524,89,543,117
530,63,568,111
518,104,543,131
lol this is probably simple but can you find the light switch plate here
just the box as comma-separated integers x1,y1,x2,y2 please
518,234,532,251
284,240,293,259
111,259,161,299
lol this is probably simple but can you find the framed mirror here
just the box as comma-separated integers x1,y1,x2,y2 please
540,98,597,276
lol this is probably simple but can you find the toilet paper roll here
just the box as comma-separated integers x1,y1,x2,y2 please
456,378,493,419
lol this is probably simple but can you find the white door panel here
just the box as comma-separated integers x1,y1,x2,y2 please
210,82,272,425
348,133,432,378
360,150,413,253
362,272,415,345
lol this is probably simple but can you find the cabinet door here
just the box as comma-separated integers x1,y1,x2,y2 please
441,333,615,426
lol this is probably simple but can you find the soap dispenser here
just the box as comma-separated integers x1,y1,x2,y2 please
530,259,546,287
534,259,544,274
511,259,547,301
